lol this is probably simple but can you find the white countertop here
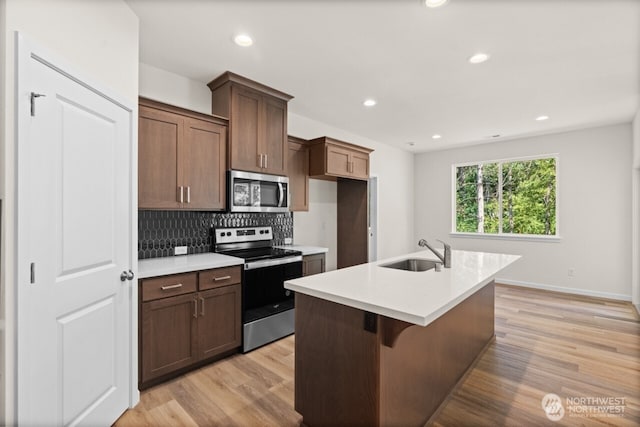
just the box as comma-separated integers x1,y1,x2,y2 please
138,253,244,279
275,245,328,256
285,249,520,327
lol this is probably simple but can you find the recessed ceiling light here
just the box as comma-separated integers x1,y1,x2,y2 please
424,0,448,8
234,34,253,47
468,53,490,64
432,134,442,140
363,99,377,107
535,115,550,121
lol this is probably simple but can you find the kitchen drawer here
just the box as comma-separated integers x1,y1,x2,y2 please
199,266,242,291
141,272,197,302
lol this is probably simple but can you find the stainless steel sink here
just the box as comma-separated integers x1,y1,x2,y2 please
379,258,440,272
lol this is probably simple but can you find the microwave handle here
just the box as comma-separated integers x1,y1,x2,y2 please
277,182,284,207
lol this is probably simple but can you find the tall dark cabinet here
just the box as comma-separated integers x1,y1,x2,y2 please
337,179,369,268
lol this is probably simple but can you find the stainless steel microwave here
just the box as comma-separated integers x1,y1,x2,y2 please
228,170,289,213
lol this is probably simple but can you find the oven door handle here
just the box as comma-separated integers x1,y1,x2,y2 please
277,182,284,207
245,255,302,270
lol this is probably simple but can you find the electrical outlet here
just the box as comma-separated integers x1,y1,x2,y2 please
568,268,575,277
284,237,293,245
174,246,188,256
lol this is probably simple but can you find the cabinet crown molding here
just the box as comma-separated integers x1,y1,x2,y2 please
308,136,374,154
288,135,310,145
207,71,294,102
139,97,228,125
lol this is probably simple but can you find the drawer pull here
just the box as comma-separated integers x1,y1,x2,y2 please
161,283,183,290
213,275,231,282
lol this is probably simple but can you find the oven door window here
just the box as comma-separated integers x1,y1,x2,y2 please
243,261,302,323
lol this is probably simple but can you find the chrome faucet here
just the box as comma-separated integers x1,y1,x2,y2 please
418,239,451,268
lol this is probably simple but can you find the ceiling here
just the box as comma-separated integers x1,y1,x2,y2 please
126,0,640,153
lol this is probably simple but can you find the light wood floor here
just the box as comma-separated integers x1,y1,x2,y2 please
115,285,640,426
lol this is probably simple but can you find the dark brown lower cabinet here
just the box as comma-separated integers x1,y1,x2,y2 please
302,253,326,276
141,293,198,384
139,267,242,389
198,285,242,360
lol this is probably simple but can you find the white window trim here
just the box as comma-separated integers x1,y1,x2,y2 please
451,153,560,239
450,232,562,242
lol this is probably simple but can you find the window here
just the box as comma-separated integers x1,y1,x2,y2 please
454,156,558,237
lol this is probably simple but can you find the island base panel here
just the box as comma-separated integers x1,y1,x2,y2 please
294,293,380,427
294,281,495,427
380,281,495,426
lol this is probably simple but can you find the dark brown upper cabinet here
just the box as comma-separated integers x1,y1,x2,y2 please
208,72,293,177
138,98,227,211
288,135,310,212
308,136,373,181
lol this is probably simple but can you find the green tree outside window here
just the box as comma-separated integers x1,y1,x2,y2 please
455,157,557,236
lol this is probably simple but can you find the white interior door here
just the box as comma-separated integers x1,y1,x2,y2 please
16,41,134,426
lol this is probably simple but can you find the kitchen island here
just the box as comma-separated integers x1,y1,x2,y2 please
285,249,520,427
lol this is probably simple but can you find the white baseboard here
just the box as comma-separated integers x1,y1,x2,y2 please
496,278,632,302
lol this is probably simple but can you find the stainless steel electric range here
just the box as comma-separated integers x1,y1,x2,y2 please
213,226,302,352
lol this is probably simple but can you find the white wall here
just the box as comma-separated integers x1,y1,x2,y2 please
415,124,633,300
139,64,416,271
0,1,6,422
1,1,139,424
139,63,211,115
633,109,640,169
632,110,640,309
292,179,338,270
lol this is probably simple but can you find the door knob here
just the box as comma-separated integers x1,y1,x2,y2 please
120,270,134,281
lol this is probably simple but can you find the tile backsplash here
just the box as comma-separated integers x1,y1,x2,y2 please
138,211,293,259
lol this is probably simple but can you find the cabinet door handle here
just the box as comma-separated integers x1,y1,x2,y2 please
200,297,205,316
193,299,198,318
161,283,183,290
213,275,231,281
258,154,263,168
179,186,184,203
264,154,268,169
186,186,191,204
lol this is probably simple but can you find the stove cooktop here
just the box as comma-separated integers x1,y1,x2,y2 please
219,247,302,263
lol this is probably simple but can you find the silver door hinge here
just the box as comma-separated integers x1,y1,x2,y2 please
30,92,46,116
30,262,35,284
